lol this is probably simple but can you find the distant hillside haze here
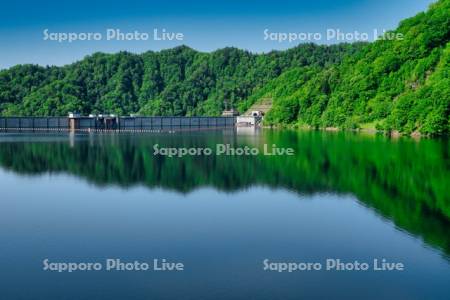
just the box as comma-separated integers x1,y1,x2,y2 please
0,0,448,135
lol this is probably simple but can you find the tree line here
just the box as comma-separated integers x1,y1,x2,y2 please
0,44,361,117
0,0,448,135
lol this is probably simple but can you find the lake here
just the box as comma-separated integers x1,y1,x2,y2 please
0,129,449,299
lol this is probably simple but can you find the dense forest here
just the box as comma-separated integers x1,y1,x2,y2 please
0,0,449,135
250,0,450,135
0,43,362,117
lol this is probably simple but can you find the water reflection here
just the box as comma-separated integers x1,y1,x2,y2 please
0,130,449,257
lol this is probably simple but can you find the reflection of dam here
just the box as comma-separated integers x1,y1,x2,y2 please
0,115,236,132
0,131,448,257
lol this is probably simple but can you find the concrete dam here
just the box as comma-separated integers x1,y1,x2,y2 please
0,115,237,132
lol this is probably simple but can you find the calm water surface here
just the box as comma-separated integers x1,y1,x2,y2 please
0,129,449,299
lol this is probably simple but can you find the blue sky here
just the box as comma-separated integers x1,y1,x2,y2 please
0,0,436,69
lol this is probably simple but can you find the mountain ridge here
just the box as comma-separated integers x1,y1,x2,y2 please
0,43,364,117
0,0,448,135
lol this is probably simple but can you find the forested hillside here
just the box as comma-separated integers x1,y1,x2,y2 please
1,0,448,135
255,0,449,135
0,44,362,117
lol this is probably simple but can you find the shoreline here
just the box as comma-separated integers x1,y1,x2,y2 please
261,124,448,138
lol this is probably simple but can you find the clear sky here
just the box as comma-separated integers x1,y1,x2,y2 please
0,0,436,69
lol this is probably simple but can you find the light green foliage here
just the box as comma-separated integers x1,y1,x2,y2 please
0,44,361,117
257,0,449,135
0,1,448,135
